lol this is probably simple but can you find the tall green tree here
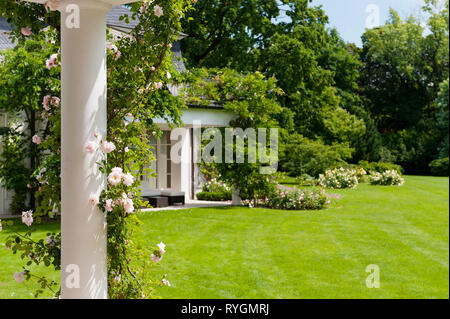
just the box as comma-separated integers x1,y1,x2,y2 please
359,2,449,173
182,0,366,152
0,32,60,212
181,0,279,70
436,79,449,158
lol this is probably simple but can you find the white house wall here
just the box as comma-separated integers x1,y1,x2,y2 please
155,108,234,200
170,128,192,198
154,107,235,128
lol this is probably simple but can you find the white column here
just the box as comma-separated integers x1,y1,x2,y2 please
25,0,139,299
60,1,111,299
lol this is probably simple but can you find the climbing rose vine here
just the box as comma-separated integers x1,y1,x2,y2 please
0,0,196,299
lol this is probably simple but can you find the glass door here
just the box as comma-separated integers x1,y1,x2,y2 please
159,131,172,189
141,131,172,192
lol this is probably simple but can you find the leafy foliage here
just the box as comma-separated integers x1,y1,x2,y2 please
280,133,353,178
184,68,283,203
429,157,449,176
196,191,231,201
0,0,195,299
357,161,403,175
359,2,449,173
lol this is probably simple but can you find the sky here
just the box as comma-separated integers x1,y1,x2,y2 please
309,0,428,47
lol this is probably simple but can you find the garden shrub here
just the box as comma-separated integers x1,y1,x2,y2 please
280,133,353,178
0,126,33,214
243,188,329,210
202,178,230,193
358,160,403,174
196,191,232,201
343,165,368,182
429,157,449,176
369,170,405,186
318,168,359,189
197,178,232,201
186,68,283,206
296,174,317,186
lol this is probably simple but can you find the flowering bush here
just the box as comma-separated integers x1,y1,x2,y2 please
353,167,367,181
242,188,330,210
369,170,405,186
202,178,230,193
358,160,403,174
318,168,359,189
196,177,231,201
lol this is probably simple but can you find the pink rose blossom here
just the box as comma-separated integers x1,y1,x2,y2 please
122,173,134,187
32,135,42,145
102,141,116,154
111,167,123,174
105,199,114,212
139,4,148,14
43,95,51,111
154,5,164,17
108,170,122,186
154,82,163,89
161,279,171,286
13,271,25,283
84,141,97,154
51,96,60,107
88,193,99,207
45,53,59,70
21,27,32,36
151,254,162,263
46,59,55,70
122,198,134,213
21,210,33,227
46,236,57,247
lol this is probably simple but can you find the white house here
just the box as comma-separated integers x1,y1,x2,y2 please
0,6,234,215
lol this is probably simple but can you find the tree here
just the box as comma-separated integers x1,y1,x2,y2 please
0,31,60,212
436,79,449,158
182,0,366,157
181,0,279,70
359,2,449,173
184,68,283,203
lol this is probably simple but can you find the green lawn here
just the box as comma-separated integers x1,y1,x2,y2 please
0,176,448,299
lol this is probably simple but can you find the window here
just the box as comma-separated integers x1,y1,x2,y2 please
142,131,172,191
